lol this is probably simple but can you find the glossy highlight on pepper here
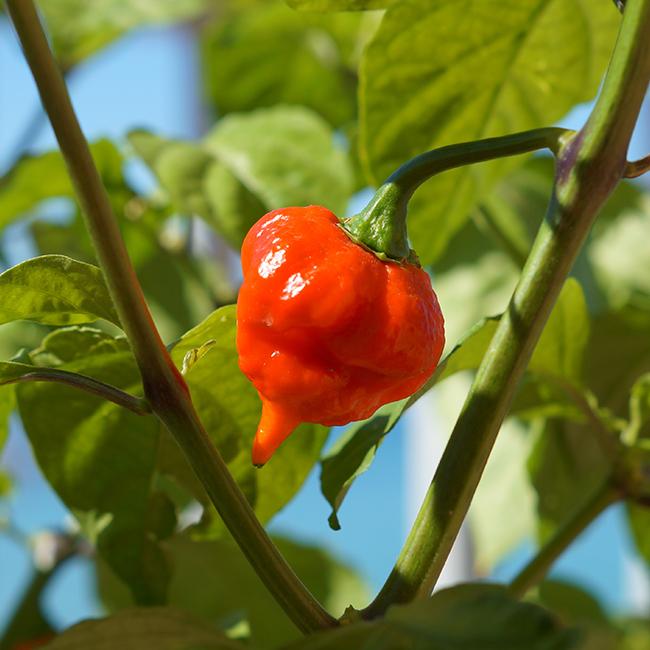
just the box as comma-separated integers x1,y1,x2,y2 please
237,206,445,466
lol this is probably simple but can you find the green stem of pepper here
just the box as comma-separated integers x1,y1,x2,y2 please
508,480,621,598
362,0,650,619
342,128,572,262
0,366,151,415
6,0,337,633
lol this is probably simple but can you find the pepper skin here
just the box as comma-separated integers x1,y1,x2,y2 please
237,206,445,466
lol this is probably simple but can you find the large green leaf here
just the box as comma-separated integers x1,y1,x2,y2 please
0,140,123,230
16,331,170,605
39,0,209,69
0,255,119,327
202,4,361,128
360,0,618,263
169,306,328,531
43,607,241,650
205,106,353,218
286,584,578,649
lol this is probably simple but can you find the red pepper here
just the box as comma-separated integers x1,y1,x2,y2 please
237,205,444,466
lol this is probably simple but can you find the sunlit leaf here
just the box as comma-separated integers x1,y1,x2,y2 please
205,106,353,217
0,256,119,327
360,0,618,263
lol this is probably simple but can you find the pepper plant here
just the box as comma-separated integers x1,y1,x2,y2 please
0,0,650,647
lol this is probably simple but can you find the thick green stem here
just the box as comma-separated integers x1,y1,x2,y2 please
7,0,336,633
343,128,571,261
509,481,620,598
362,0,650,619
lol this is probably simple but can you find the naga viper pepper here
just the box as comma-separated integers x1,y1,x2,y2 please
237,204,445,466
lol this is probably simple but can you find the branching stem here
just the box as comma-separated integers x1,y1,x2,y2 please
362,0,650,619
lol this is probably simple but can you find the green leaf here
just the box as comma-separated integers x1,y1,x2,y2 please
0,140,123,231
528,418,611,542
202,4,361,127
287,0,391,10
0,255,119,328
39,0,209,69
321,315,498,529
162,535,367,647
360,0,618,263
286,584,578,649
536,580,608,627
584,304,650,417
42,607,240,650
205,106,353,218
128,131,265,249
169,306,328,531
16,332,169,604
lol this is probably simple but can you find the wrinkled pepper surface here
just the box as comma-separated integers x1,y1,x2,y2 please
237,205,445,466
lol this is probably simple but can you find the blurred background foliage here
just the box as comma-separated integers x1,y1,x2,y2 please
0,0,650,647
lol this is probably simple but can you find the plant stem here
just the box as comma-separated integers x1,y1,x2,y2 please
0,366,151,415
6,0,336,633
344,128,571,261
509,481,620,598
624,153,650,177
362,0,650,619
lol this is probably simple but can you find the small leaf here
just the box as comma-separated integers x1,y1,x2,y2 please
42,607,240,650
0,256,119,328
360,0,618,263
205,106,353,217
